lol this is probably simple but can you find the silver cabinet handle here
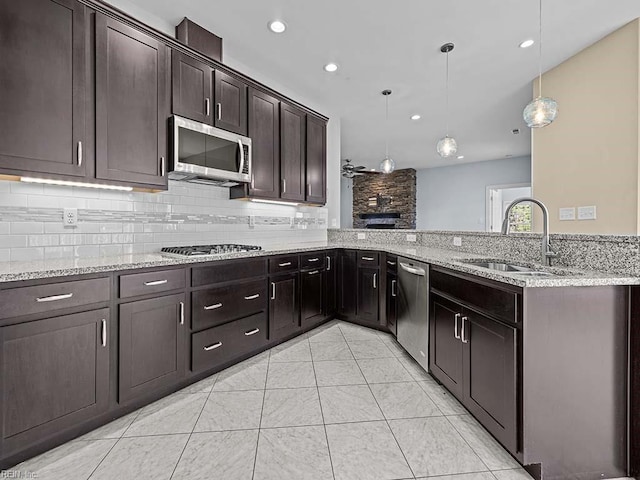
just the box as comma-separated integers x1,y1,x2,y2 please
281,178,286,193
245,328,260,336
461,316,469,344
307,270,320,275
237,139,245,174
362,256,375,261
204,303,223,310
144,279,168,286
271,282,276,300
373,273,377,289
308,258,320,262
454,313,461,339
179,301,185,325
308,184,312,196
244,294,260,300
101,319,107,347
204,342,222,351
216,102,222,120
77,141,83,166
391,279,397,297
326,256,331,271
160,156,165,176
399,262,426,276
278,262,292,267
205,98,210,116
387,261,396,266
36,293,73,303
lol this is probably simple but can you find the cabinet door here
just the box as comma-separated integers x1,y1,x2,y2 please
306,116,326,204
0,309,109,457
386,272,398,336
269,273,300,340
280,103,306,202
247,88,280,198
338,250,357,319
172,51,212,124
214,70,248,135
429,294,464,398
301,269,324,327
463,310,517,453
0,0,86,178
324,252,338,318
119,294,186,403
96,14,169,188
357,267,379,325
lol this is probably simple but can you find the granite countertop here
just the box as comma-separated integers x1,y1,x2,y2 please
0,241,638,288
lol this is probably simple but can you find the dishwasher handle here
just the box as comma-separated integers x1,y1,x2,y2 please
399,262,426,276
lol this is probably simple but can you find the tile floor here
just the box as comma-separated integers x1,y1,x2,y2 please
10,320,533,480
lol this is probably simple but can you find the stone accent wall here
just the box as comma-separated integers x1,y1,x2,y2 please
352,169,416,229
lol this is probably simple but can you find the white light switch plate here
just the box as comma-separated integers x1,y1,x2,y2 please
63,208,78,227
406,234,417,242
578,205,597,220
559,207,575,221
453,237,462,247
331,219,337,227
357,233,366,240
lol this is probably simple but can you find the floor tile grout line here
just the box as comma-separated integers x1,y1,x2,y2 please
444,413,501,474
311,351,337,480
341,328,418,480
251,356,269,480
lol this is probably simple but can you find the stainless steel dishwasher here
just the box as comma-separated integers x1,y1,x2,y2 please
397,258,429,371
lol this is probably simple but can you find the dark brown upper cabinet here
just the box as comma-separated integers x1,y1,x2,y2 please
306,116,327,204
280,103,306,202
172,51,212,124
214,70,248,136
247,87,280,199
95,14,169,189
0,0,87,178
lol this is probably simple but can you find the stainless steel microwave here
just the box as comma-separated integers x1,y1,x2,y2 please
169,115,252,186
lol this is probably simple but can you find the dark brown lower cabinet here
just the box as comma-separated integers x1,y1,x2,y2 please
386,271,398,336
430,294,464,398
357,267,379,325
337,250,357,320
324,251,338,318
301,269,324,328
0,309,110,457
269,272,300,340
119,294,186,403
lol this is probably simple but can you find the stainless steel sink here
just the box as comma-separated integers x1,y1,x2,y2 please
461,260,557,276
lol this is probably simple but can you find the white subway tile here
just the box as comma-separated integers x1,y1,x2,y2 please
11,247,44,262
0,249,9,261
0,223,10,235
2,235,28,248
11,222,44,234
74,245,100,257
100,244,123,257
28,195,59,208
44,246,74,259
28,235,60,247
10,182,43,195
0,193,28,207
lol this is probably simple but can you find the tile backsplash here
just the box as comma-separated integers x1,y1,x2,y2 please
0,180,327,262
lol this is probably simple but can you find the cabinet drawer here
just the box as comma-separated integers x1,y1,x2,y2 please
192,279,267,331
300,252,325,270
269,255,299,274
385,255,398,273
0,277,110,320
192,312,268,372
430,268,519,323
357,251,380,266
192,258,267,287
119,268,185,298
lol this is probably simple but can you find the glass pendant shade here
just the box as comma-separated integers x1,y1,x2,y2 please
436,135,458,158
523,96,558,128
380,156,395,174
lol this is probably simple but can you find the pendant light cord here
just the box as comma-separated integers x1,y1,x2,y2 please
445,50,450,134
385,94,389,158
538,0,543,97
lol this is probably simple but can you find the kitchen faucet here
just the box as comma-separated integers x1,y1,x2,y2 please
501,197,557,266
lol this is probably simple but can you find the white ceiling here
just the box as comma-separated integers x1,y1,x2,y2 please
120,0,640,170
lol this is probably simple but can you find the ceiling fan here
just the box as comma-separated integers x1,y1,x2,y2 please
341,159,380,178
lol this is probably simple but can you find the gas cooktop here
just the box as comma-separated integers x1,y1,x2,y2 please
160,244,262,257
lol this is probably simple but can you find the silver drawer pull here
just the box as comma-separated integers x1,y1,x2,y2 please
244,294,260,300
278,262,292,267
307,270,320,275
387,261,396,266
454,313,461,339
271,282,276,300
179,302,185,325
391,279,397,297
362,256,375,261
461,316,469,344
204,342,223,351
245,328,260,336
36,293,73,303
308,258,320,262
204,303,223,310
205,97,210,116
373,273,377,289
144,279,168,286
77,141,83,166
101,319,107,347
327,256,331,271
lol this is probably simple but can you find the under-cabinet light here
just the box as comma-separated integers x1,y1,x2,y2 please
21,177,133,191
250,198,300,207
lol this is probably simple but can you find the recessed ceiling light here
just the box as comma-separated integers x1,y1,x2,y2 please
519,39,535,49
410,114,421,120
268,20,286,33
370,168,375,171
324,63,338,73
457,155,464,159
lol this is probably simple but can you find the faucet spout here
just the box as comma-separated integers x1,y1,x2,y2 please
501,197,556,266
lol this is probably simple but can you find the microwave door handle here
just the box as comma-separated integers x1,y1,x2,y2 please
237,139,245,174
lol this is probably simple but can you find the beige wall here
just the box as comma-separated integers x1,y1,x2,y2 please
532,19,640,234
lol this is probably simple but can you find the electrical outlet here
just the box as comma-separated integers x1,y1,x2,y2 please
559,207,575,221
406,234,417,242
249,215,255,227
357,232,366,240
453,237,462,247
63,208,78,227
578,206,597,220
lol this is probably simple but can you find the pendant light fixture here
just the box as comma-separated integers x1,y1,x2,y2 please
437,43,458,158
379,89,396,174
523,0,558,128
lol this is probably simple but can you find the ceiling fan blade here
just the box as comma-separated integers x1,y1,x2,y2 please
353,166,366,170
